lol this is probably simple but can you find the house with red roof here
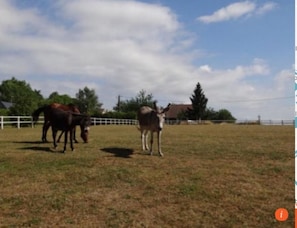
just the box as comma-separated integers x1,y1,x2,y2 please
166,104,192,123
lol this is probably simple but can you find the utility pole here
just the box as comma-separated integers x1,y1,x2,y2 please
117,95,121,112
257,115,261,125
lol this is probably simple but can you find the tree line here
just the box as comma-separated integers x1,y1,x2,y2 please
0,77,235,121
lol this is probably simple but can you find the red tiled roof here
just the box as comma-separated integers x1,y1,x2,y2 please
166,104,192,119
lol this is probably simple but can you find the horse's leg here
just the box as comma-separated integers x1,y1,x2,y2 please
63,130,68,153
52,128,57,149
145,130,149,151
141,129,145,151
70,129,74,151
141,129,148,151
157,131,163,157
73,126,78,143
43,121,51,142
42,122,46,142
57,131,64,143
149,131,154,155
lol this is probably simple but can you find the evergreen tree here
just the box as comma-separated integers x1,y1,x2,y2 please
188,82,208,121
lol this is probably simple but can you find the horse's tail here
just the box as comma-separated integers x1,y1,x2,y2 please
32,105,47,123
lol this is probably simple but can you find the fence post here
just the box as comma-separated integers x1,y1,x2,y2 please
1,116,3,130
17,116,20,129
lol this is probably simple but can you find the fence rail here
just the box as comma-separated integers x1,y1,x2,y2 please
0,116,34,129
0,116,138,129
91,118,137,125
166,119,294,126
0,116,294,129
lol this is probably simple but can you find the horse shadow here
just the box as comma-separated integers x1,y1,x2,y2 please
20,146,54,153
101,147,134,158
14,141,45,145
14,141,58,153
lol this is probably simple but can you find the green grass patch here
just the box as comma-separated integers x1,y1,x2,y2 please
0,125,294,227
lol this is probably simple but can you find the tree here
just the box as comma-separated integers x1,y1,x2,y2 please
204,107,218,120
204,107,236,122
188,82,208,121
46,92,74,105
115,90,154,113
0,77,44,115
216,109,236,122
75,87,102,115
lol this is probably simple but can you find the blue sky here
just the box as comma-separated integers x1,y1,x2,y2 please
0,0,294,119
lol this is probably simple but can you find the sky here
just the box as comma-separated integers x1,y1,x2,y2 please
0,0,294,120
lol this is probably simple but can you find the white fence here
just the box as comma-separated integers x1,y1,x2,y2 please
0,116,138,129
0,116,294,129
167,119,294,126
92,118,137,125
0,116,34,129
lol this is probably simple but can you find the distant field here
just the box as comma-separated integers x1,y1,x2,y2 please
0,125,294,227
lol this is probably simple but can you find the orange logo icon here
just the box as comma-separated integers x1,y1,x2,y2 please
275,208,288,222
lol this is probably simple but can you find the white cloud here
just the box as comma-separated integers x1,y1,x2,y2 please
0,0,291,120
274,65,293,92
199,65,212,73
60,0,179,41
197,1,277,23
197,1,255,23
256,2,277,15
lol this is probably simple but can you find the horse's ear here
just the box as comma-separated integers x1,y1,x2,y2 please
153,101,158,110
163,103,171,113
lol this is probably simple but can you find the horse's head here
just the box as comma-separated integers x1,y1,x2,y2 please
31,105,48,124
80,115,91,143
32,114,39,123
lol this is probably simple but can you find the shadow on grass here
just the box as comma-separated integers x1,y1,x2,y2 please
101,147,134,158
14,141,61,153
13,141,45,144
19,146,54,153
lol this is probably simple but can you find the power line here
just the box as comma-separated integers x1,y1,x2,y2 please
117,93,294,105
221,96,294,103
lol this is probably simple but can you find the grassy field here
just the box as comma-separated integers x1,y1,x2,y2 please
0,124,294,227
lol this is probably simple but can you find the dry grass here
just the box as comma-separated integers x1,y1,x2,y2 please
0,124,294,227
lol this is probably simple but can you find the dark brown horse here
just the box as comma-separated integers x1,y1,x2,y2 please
32,103,81,143
34,107,91,152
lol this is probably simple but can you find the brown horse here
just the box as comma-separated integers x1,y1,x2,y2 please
33,106,91,152
32,103,81,143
